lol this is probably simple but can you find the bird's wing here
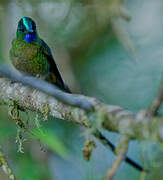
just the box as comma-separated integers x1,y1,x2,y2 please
40,39,71,93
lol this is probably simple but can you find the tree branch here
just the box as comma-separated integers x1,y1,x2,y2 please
0,64,162,174
104,135,130,180
0,67,162,142
146,77,163,116
0,64,93,111
93,130,145,172
0,148,15,180
0,64,157,173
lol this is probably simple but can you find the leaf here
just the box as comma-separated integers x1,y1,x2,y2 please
32,128,68,158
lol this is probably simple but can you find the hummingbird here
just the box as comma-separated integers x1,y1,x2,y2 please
9,16,70,93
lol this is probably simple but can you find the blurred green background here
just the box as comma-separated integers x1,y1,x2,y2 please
0,0,163,179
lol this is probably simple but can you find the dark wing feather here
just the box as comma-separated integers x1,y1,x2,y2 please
40,39,71,93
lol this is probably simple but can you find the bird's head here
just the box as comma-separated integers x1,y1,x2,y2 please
17,17,38,43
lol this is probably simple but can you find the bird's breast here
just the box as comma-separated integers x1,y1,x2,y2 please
10,39,50,77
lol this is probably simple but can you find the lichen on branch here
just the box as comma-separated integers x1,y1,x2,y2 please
0,77,162,143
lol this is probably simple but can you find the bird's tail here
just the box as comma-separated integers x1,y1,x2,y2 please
45,72,71,93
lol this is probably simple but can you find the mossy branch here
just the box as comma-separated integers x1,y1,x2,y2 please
0,76,163,143
0,148,15,180
0,64,159,175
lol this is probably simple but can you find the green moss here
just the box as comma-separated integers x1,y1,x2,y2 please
40,103,50,121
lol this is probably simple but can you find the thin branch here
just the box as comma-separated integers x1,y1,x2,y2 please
0,148,16,180
104,135,130,180
119,6,131,21
93,130,146,172
146,77,163,116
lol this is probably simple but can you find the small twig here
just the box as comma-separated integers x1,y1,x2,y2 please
0,63,93,111
104,135,130,180
147,77,163,116
0,148,16,180
119,6,131,21
94,130,146,172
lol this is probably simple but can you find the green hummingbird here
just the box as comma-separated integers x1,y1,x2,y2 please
9,16,70,93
